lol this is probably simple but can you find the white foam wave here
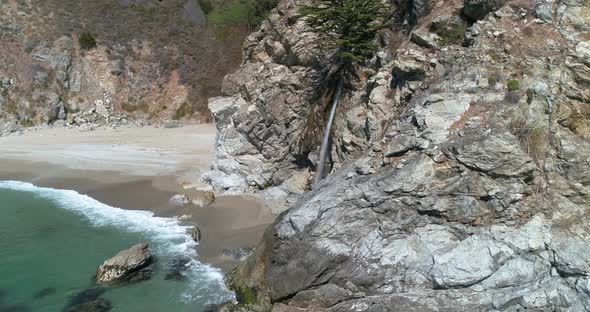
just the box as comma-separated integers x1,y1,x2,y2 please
0,180,234,304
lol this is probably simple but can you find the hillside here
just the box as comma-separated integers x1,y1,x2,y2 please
0,0,255,133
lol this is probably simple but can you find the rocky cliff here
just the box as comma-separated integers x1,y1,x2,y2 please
0,0,248,135
205,0,590,311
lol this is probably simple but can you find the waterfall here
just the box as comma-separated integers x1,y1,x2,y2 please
314,78,344,187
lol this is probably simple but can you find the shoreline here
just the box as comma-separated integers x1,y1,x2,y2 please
0,125,275,271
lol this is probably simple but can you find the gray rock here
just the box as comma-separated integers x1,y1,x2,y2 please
57,107,67,120
533,0,553,23
95,243,153,283
431,235,513,288
464,24,481,47
33,68,49,85
392,50,427,83
384,135,419,157
169,194,190,206
410,29,440,49
447,132,537,179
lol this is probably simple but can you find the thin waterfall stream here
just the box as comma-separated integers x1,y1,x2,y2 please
314,78,344,187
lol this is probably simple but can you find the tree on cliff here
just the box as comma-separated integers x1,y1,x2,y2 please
300,0,389,77
299,0,389,185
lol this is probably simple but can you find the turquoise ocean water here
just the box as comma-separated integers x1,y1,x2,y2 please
0,181,233,312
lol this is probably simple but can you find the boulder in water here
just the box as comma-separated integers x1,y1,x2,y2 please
95,243,153,284
188,227,201,243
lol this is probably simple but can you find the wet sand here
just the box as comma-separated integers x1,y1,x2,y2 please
0,126,275,271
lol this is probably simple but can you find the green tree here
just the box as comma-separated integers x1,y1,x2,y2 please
299,0,389,76
300,0,389,186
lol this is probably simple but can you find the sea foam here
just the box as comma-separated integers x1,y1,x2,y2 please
0,180,234,304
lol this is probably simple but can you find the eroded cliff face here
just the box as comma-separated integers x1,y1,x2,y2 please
208,0,590,310
0,0,247,135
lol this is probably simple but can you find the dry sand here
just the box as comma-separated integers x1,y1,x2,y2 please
0,125,275,271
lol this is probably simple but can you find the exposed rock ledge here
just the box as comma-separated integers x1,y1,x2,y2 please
96,243,153,284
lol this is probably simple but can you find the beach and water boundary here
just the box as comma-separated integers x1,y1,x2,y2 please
0,125,275,310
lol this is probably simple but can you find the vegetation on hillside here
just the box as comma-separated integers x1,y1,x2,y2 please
206,0,277,30
300,0,389,76
78,32,97,50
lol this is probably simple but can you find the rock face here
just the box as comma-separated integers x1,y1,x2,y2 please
211,0,590,310
95,243,153,284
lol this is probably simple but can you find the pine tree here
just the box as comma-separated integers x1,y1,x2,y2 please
300,0,389,185
299,0,389,75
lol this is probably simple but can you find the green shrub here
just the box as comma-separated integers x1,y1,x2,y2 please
208,0,277,29
79,32,97,50
506,79,521,92
432,21,467,47
198,0,213,15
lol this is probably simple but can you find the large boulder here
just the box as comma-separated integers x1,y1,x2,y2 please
95,243,153,284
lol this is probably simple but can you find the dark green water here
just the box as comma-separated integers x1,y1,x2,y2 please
0,181,233,312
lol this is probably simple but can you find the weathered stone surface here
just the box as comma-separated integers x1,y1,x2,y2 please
447,132,537,178
431,235,513,288
95,243,153,284
191,191,215,208
533,0,554,23
410,28,440,49
384,135,421,157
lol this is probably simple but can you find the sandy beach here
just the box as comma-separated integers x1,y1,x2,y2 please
0,125,274,271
